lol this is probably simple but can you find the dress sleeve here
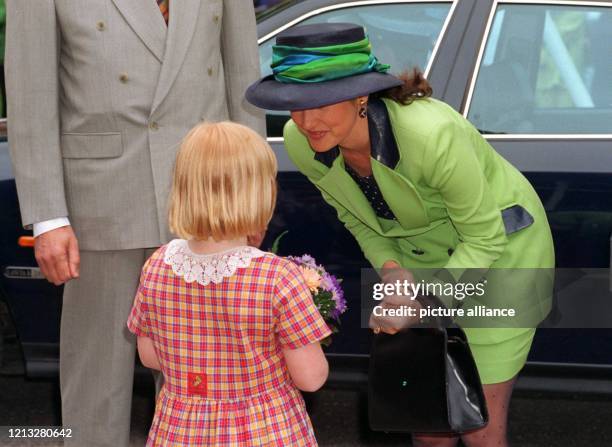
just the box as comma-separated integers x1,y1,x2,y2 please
275,261,332,350
127,259,153,337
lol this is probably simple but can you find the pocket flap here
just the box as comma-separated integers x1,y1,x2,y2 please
61,132,123,159
501,204,534,235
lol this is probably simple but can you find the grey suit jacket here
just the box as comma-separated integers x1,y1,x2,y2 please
6,0,265,250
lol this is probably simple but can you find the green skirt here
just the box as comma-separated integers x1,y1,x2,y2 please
465,327,535,384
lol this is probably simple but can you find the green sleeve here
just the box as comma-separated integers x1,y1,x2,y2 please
422,120,508,277
317,188,400,269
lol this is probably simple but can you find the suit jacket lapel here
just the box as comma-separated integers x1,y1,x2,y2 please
310,98,431,232
110,0,167,62
151,0,202,113
312,148,429,231
315,156,384,233
367,99,430,229
372,161,430,229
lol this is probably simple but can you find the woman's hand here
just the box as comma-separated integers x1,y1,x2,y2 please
369,261,422,334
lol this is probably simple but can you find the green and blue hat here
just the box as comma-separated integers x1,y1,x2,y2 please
246,23,402,111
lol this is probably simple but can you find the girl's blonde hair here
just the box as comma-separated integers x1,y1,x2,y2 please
168,121,277,241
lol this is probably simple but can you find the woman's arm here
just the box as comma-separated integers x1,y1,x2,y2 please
136,336,161,371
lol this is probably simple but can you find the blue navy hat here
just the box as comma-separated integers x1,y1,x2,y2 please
246,23,402,111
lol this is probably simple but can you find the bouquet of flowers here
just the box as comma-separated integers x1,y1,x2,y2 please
270,232,347,345
287,254,347,346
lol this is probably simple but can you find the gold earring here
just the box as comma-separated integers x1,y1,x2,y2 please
358,99,367,118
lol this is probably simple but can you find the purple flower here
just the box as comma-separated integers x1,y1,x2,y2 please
287,253,346,332
287,254,317,269
299,254,317,267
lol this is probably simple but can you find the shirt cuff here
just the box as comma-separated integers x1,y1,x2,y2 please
33,217,71,238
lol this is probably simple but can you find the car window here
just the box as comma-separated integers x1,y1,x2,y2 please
259,2,454,137
467,3,612,135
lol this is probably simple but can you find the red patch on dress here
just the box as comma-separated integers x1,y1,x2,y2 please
187,372,207,396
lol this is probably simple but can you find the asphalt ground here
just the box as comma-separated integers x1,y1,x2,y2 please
1,339,611,446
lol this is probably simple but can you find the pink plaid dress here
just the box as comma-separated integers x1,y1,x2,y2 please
127,239,331,446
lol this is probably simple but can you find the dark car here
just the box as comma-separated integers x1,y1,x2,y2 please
2,0,612,393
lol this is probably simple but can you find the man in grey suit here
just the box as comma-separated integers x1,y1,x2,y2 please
5,1,264,445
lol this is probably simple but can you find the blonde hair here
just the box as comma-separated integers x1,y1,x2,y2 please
168,121,277,241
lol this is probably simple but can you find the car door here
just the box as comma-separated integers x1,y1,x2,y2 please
456,0,612,367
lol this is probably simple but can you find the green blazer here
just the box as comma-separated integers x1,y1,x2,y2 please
284,98,554,340
284,97,554,270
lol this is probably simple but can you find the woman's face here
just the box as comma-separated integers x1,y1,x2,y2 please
290,98,363,152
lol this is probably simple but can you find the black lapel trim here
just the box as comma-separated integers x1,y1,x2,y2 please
367,98,400,169
312,98,400,169
314,146,340,168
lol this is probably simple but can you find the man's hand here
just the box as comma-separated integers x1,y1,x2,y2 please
34,226,80,286
369,261,421,334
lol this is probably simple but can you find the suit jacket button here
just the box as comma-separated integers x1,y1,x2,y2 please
119,73,129,83
96,21,106,31
412,249,425,255
207,67,213,76
448,248,454,256
149,121,159,130
213,14,220,24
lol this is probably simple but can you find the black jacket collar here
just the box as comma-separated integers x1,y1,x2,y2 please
313,144,340,168
313,98,400,169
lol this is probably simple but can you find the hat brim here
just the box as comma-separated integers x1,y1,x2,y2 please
245,72,403,111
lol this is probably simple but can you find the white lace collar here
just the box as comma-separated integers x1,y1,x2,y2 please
163,239,265,286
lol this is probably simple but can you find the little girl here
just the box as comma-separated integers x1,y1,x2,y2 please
127,122,331,446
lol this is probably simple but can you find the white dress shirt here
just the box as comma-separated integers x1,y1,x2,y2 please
33,217,71,237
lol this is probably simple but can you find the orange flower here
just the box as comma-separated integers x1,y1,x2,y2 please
299,266,321,292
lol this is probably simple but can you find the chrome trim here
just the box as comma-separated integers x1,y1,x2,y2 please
424,0,459,78
526,361,612,370
266,137,285,144
258,0,459,78
3,266,45,280
501,0,612,6
462,0,612,138
461,0,498,119
485,134,612,140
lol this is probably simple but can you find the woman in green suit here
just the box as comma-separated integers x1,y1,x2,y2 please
247,23,554,447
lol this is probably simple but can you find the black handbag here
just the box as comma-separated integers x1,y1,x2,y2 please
368,297,488,434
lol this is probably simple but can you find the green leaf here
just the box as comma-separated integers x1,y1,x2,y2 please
269,230,289,254
320,336,332,348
